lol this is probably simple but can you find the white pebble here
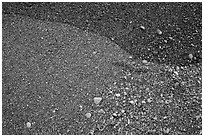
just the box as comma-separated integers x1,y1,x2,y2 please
26,122,31,128
93,51,97,55
129,100,135,104
147,98,153,103
94,97,102,105
140,26,145,30
189,54,193,59
142,60,148,64
121,109,125,113
163,127,170,133
156,29,162,35
112,112,117,117
85,112,92,118
174,71,179,76
115,93,120,97
98,109,105,113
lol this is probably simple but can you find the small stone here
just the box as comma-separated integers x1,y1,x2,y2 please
112,112,117,117
165,99,172,104
163,127,170,133
129,100,135,104
146,87,150,91
156,29,162,35
153,116,157,120
174,71,179,76
169,36,173,40
189,54,193,59
85,112,92,118
93,51,97,55
26,122,32,128
140,26,145,30
142,60,148,64
98,109,105,113
147,98,153,103
94,97,102,105
115,93,120,97
121,109,125,113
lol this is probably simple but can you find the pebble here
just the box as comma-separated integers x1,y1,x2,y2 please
189,54,193,59
98,109,105,113
94,97,102,105
26,122,32,128
140,26,145,30
85,112,92,118
165,99,172,104
156,29,162,35
115,93,120,97
129,100,135,104
142,100,146,104
174,71,179,76
163,127,170,133
112,112,117,117
121,109,125,113
147,98,153,103
142,60,148,64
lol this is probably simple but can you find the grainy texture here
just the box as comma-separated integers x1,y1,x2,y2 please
2,2,201,67
2,2,202,135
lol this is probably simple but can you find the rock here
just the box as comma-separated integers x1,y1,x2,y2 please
189,53,193,59
26,122,32,128
85,112,92,118
115,93,120,97
163,127,170,134
156,29,162,35
147,98,153,103
142,60,148,64
129,100,135,105
93,97,102,105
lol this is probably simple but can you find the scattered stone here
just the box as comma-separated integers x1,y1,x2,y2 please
189,53,193,59
121,109,125,113
98,109,105,114
163,127,170,134
112,112,117,117
169,36,173,40
115,93,120,97
165,99,172,104
141,100,146,104
93,51,97,55
146,87,150,91
147,97,153,103
156,29,162,35
85,112,92,118
129,100,135,104
174,71,179,76
142,60,148,64
26,122,32,128
140,26,145,30
94,97,102,105
153,116,157,120
127,118,131,124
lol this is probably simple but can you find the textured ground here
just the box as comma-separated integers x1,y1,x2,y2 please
3,2,201,67
2,3,202,135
